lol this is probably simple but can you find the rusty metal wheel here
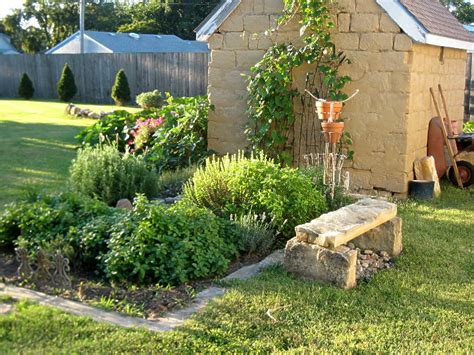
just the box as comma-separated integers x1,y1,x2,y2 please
448,161,474,187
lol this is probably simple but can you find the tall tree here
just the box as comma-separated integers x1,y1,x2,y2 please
441,0,474,24
1,0,220,53
118,0,220,39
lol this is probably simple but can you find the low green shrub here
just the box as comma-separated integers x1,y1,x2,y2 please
76,95,212,173
18,73,34,100
143,95,212,172
69,145,159,206
103,197,236,285
0,192,120,270
230,213,280,256
157,165,198,197
183,152,327,238
111,69,131,106
57,63,77,102
136,90,163,109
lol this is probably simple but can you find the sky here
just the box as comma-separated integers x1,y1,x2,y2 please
0,0,24,18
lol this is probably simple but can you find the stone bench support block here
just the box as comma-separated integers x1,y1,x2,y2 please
284,238,357,289
296,198,397,249
351,217,403,256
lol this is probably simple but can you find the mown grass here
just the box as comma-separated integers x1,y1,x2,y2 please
0,99,137,209
0,184,472,352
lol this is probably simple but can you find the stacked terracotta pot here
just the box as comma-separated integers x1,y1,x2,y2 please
316,101,344,144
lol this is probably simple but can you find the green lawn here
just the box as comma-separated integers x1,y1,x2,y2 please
1,185,472,352
0,99,137,209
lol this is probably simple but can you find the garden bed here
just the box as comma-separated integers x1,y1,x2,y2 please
0,247,271,320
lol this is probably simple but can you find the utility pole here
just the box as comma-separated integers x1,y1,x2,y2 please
80,0,85,54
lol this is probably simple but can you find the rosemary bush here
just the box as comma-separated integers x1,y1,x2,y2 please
69,145,158,205
231,212,281,256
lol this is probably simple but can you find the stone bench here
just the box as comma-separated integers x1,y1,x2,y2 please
284,198,402,289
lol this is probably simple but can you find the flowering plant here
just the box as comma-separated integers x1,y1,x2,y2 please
129,117,165,151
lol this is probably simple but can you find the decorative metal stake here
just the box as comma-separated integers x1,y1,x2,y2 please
32,249,53,286
15,247,33,280
304,148,350,200
53,251,72,289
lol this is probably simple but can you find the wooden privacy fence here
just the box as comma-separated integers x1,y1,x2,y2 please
0,52,208,104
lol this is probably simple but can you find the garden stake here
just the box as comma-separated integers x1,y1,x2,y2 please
15,248,33,280
438,84,458,155
429,87,463,188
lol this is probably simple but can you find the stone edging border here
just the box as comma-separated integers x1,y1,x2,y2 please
0,250,284,332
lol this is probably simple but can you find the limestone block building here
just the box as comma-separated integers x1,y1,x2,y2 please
196,0,474,195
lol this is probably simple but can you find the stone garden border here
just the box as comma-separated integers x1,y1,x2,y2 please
0,250,284,332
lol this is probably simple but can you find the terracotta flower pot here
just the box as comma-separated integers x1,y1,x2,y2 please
316,101,343,120
321,121,345,144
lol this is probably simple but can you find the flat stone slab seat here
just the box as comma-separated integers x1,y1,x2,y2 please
295,198,397,249
285,198,402,289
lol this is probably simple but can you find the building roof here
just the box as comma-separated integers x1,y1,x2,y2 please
46,31,209,54
400,0,474,42
0,33,20,54
196,0,474,50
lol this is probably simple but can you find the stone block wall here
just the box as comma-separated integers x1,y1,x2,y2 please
207,0,300,153
405,44,467,182
206,0,468,194
330,0,413,194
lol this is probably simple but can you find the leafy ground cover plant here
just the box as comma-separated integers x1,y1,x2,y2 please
69,145,158,206
0,192,121,270
76,110,134,151
183,152,327,238
140,95,211,172
103,197,237,285
464,121,474,133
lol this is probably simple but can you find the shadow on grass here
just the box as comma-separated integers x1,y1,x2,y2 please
0,120,85,207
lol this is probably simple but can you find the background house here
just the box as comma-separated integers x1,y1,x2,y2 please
0,33,19,54
197,0,474,196
46,31,209,54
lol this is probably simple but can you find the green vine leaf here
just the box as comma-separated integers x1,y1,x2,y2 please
246,0,352,164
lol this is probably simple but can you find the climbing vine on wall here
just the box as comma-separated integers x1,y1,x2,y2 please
245,0,351,164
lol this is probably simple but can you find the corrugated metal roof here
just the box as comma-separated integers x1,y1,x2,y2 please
0,33,19,54
47,31,209,54
464,24,474,33
400,0,474,42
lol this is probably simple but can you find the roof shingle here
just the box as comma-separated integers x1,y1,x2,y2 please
400,0,474,42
